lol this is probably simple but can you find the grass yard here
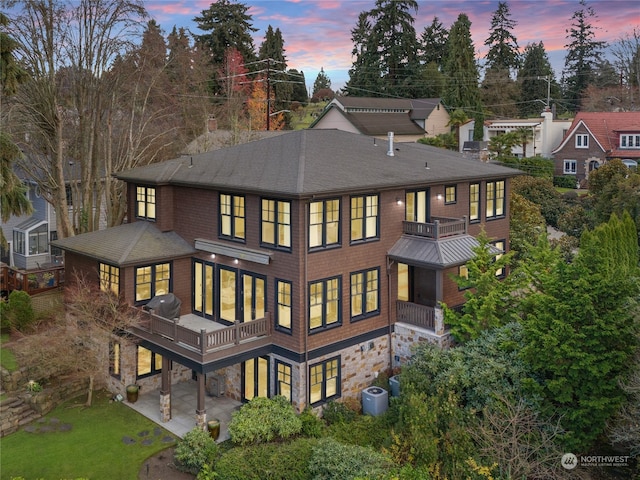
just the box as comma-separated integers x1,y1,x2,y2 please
0,390,177,480
1,333,18,372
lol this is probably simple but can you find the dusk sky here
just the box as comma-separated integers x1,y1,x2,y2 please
146,0,640,92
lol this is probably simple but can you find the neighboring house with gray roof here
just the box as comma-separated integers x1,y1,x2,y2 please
309,97,450,142
52,129,519,431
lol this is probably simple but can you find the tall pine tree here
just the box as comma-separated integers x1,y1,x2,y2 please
443,13,483,140
562,0,606,112
258,25,292,127
517,42,559,117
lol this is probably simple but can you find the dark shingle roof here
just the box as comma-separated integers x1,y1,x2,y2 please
51,222,196,267
116,129,519,197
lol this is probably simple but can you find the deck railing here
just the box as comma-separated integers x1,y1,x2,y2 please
402,216,467,239
396,301,445,335
134,309,271,358
0,263,65,296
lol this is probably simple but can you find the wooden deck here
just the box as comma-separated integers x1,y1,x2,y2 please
129,309,273,366
0,263,65,297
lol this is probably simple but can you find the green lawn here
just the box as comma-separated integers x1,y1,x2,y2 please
1,333,18,372
0,391,177,480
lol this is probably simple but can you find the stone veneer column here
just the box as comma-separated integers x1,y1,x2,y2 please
160,356,172,422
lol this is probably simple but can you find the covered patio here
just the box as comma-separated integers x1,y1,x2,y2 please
123,380,242,441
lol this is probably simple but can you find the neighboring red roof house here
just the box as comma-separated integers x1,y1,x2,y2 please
552,112,640,185
52,129,519,432
310,97,450,142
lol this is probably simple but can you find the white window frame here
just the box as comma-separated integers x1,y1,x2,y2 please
620,134,640,149
575,134,589,149
564,160,577,175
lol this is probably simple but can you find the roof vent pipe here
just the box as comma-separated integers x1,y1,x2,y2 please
387,131,394,156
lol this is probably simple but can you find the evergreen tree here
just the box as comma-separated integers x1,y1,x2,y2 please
521,213,640,451
345,0,421,97
345,11,384,96
484,1,520,73
518,42,560,117
312,67,331,95
287,68,307,104
193,0,257,69
0,12,28,96
443,13,482,138
481,1,520,117
258,25,292,127
419,16,448,69
562,0,607,112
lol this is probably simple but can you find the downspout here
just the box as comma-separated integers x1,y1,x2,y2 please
387,257,394,370
304,201,309,408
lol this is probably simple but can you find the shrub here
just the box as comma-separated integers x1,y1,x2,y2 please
307,437,393,480
322,400,357,425
214,438,317,480
553,175,578,189
228,395,302,446
299,407,325,438
2,291,35,331
174,426,218,474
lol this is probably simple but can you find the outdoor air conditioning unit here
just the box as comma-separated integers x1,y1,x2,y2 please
389,375,401,397
362,386,388,416
206,374,226,397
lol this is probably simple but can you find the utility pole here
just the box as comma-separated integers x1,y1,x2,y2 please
266,58,271,131
537,75,551,108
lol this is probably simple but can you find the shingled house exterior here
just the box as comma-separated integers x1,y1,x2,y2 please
52,129,519,429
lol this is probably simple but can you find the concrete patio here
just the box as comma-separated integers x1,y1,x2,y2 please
123,380,242,441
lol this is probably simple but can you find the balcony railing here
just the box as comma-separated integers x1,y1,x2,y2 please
403,216,467,239
0,263,65,296
130,309,272,365
396,300,445,335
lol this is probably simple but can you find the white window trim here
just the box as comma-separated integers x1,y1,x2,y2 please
575,134,589,149
564,159,577,175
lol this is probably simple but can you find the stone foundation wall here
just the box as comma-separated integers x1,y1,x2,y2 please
392,323,451,366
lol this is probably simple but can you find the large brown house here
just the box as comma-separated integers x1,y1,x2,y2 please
52,129,519,430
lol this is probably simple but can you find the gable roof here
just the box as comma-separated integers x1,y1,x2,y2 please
116,129,519,198
313,106,425,136
51,221,196,267
552,112,640,158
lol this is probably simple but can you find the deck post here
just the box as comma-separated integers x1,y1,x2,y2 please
160,356,172,422
195,372,207,430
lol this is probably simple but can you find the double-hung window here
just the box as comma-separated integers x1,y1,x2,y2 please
575,134,589,148
136,186,156,220
486,180,505,219
309,357,340,405
99,263,120,295
350,194,378,242
492,240,506,277
350,268,379,320
309,199,340,249
261,199,291,249
309,276,341,331
445,185,457,204
220,194,245,240
276,280,292,331
469,183,480,222
276,360,292,401
135,262,171,302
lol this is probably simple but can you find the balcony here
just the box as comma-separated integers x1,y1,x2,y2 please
396,300,446,336
402,216,467,239
129,309,273,365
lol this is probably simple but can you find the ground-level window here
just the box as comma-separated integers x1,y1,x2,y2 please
458,264,470,290
137,346,162,379
309,357,340,405
397,263,409,301
109,341,121,379
99,262,120,295
276,360,292,402
564,160,577,174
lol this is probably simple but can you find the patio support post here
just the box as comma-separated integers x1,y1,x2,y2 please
195,372,206,429
160,356,172,422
